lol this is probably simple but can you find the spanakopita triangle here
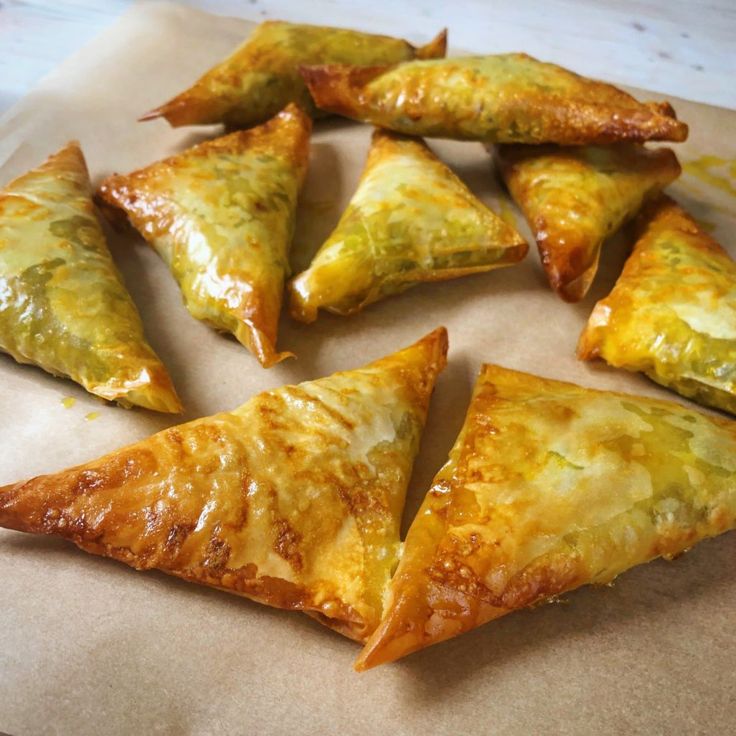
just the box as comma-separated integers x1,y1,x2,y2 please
141,20,447,129
99,104,311,367
356,364,736,669
0,328,448,642
289,130,527,322
302,54,688,145
496,143,681,301
0,141,181,412
579,196,736,414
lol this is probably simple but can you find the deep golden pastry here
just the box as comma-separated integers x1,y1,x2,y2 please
0,328,447,641
141,20,447,128
357,364,736,669
289,130,527,322
302,54,688,145
0,142,180,412
496,144,681,301
98,105,311,367
578,196,736,414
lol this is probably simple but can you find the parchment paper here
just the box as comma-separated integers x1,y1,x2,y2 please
1,3,735,734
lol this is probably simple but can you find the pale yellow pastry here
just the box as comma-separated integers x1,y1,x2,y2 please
99,105,311,367
496,143,681,301
579,196,736,414
0,328,448,642
141,20,447,128
357,364,736,669
289,129,527,321
0,141,180,412
302,54,688,144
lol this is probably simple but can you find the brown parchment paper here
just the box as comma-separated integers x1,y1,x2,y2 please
1,3,735,734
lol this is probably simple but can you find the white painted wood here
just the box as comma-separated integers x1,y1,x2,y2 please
0,0,734,115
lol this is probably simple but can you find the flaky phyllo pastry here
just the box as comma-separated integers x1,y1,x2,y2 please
0,142,180,412
289,130,527,321
356,365,736,669
301,54,688,145
98,105,310,367
496,144,681,301
0,328,447,641
141,20,447,129
579,196,736,414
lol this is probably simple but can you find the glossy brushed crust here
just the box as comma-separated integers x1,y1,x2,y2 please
0,328,448,642
98,105,311,367
356,364,736,669
0,142,180,412
578,196,736,414
302,54,688,145
141,20,447,128
289,130,527,322
496,144,681,301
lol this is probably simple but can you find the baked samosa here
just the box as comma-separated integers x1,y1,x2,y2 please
289,130,527,322
496,143,681,301
0,141,180,412
357,364,736,669
0,327,448,642
578,196,736,414
141,20,447,129
98,105,311,367
302,54,688,145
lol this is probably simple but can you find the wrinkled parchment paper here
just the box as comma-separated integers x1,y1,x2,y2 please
1,3,735,734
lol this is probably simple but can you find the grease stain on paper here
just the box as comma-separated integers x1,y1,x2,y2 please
683,155,736,198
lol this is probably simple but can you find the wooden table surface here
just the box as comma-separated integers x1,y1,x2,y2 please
0,0,734,116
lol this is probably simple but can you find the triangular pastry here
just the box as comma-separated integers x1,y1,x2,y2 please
357,364,736,669
302,54,688,145
98,105,311,367
141,20,447,129
0,328,448,642
0,142,180,412
289,130,527,322
579,196,736,414
496,143,681,301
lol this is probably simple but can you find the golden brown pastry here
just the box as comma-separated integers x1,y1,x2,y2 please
289,130,527,322
357,364,736,669
0,141,180,412
302,54,688,145
98,105,311,367
578,196,736,414
141,20,447,128
496,143,681,301
0,328,448,642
